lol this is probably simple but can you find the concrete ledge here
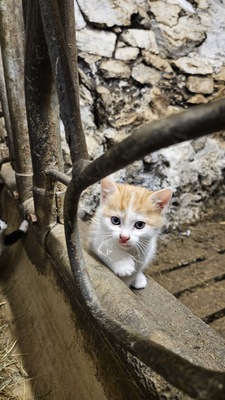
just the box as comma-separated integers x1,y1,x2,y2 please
1,168,225,399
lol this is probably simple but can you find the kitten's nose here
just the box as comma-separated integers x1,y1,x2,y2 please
119,234,130,243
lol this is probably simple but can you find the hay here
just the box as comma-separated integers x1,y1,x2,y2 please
0,301,28,400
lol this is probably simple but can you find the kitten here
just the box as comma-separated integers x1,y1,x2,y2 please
89,178,172,289
0,219,29,256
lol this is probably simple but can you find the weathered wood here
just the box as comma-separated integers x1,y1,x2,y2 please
211,317,225,337
149,222,225,330
154,257,225,294
179,280,225,319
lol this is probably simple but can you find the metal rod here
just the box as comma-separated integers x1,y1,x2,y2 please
24,0,63,232
0,47,14,163
0,0,33,202
39,0,89,163
46,169,70,186
64,97,225,399
64,177,225,400
75,97,225,191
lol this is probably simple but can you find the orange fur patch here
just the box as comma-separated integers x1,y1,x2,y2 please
103,184,164,228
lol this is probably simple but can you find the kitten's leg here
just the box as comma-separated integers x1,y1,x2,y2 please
131,271,147,290
111,257,135,277
98,248,136,277
129,237,157,289
4,220,28,246
93,238,135,277
19,220,29,232
0,220,7,231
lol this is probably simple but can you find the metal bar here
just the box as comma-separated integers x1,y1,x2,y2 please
0,0,33,202
57,0,81,94
64,97,225,399
75,97,225,191
0,47,14,163
39,0,88,163
34,0,225,397
24,0,63,233
46,169,70,186
48,96,225,189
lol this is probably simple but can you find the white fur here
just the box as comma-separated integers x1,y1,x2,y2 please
89,205,159,289
0,219,29,256
0,219,7,232
0,219,7,256
89,180,172,290
19,220,29,233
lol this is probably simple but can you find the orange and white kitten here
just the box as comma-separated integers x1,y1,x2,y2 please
89,178,172,289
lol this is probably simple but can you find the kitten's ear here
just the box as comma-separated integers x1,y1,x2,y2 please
150,187,172,211
101,177,117,202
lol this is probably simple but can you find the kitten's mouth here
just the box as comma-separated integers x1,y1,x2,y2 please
119,240,131,248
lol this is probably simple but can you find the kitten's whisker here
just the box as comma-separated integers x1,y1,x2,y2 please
92,234,112,244
137,241,149,255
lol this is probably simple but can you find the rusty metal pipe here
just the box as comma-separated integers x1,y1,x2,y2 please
0,0,33,202
76,97,225,190
0,47,14,162
64,98,225,399
39,0,88,163
23,0,63,233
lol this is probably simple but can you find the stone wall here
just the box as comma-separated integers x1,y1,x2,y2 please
64,0,225,227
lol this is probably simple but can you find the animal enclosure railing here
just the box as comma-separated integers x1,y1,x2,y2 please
1,0,225,398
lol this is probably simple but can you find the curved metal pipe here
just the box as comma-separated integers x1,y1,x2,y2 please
64,98,225,398
36,0,225,396
64,154,225,400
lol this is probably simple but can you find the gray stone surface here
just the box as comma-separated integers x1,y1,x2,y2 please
63,0,225,227
77,0,137,27
76,28,117,57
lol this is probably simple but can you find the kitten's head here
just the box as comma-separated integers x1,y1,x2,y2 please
98,178,172,251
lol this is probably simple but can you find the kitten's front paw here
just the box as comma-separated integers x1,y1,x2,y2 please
112,259,135,277
131,272,147,290
0,220,7,231
19,220,29,233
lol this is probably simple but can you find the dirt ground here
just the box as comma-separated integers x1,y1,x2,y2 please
148,208,225,339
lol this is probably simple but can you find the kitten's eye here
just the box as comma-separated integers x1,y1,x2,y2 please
111,216,120,225
134,221,145,229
